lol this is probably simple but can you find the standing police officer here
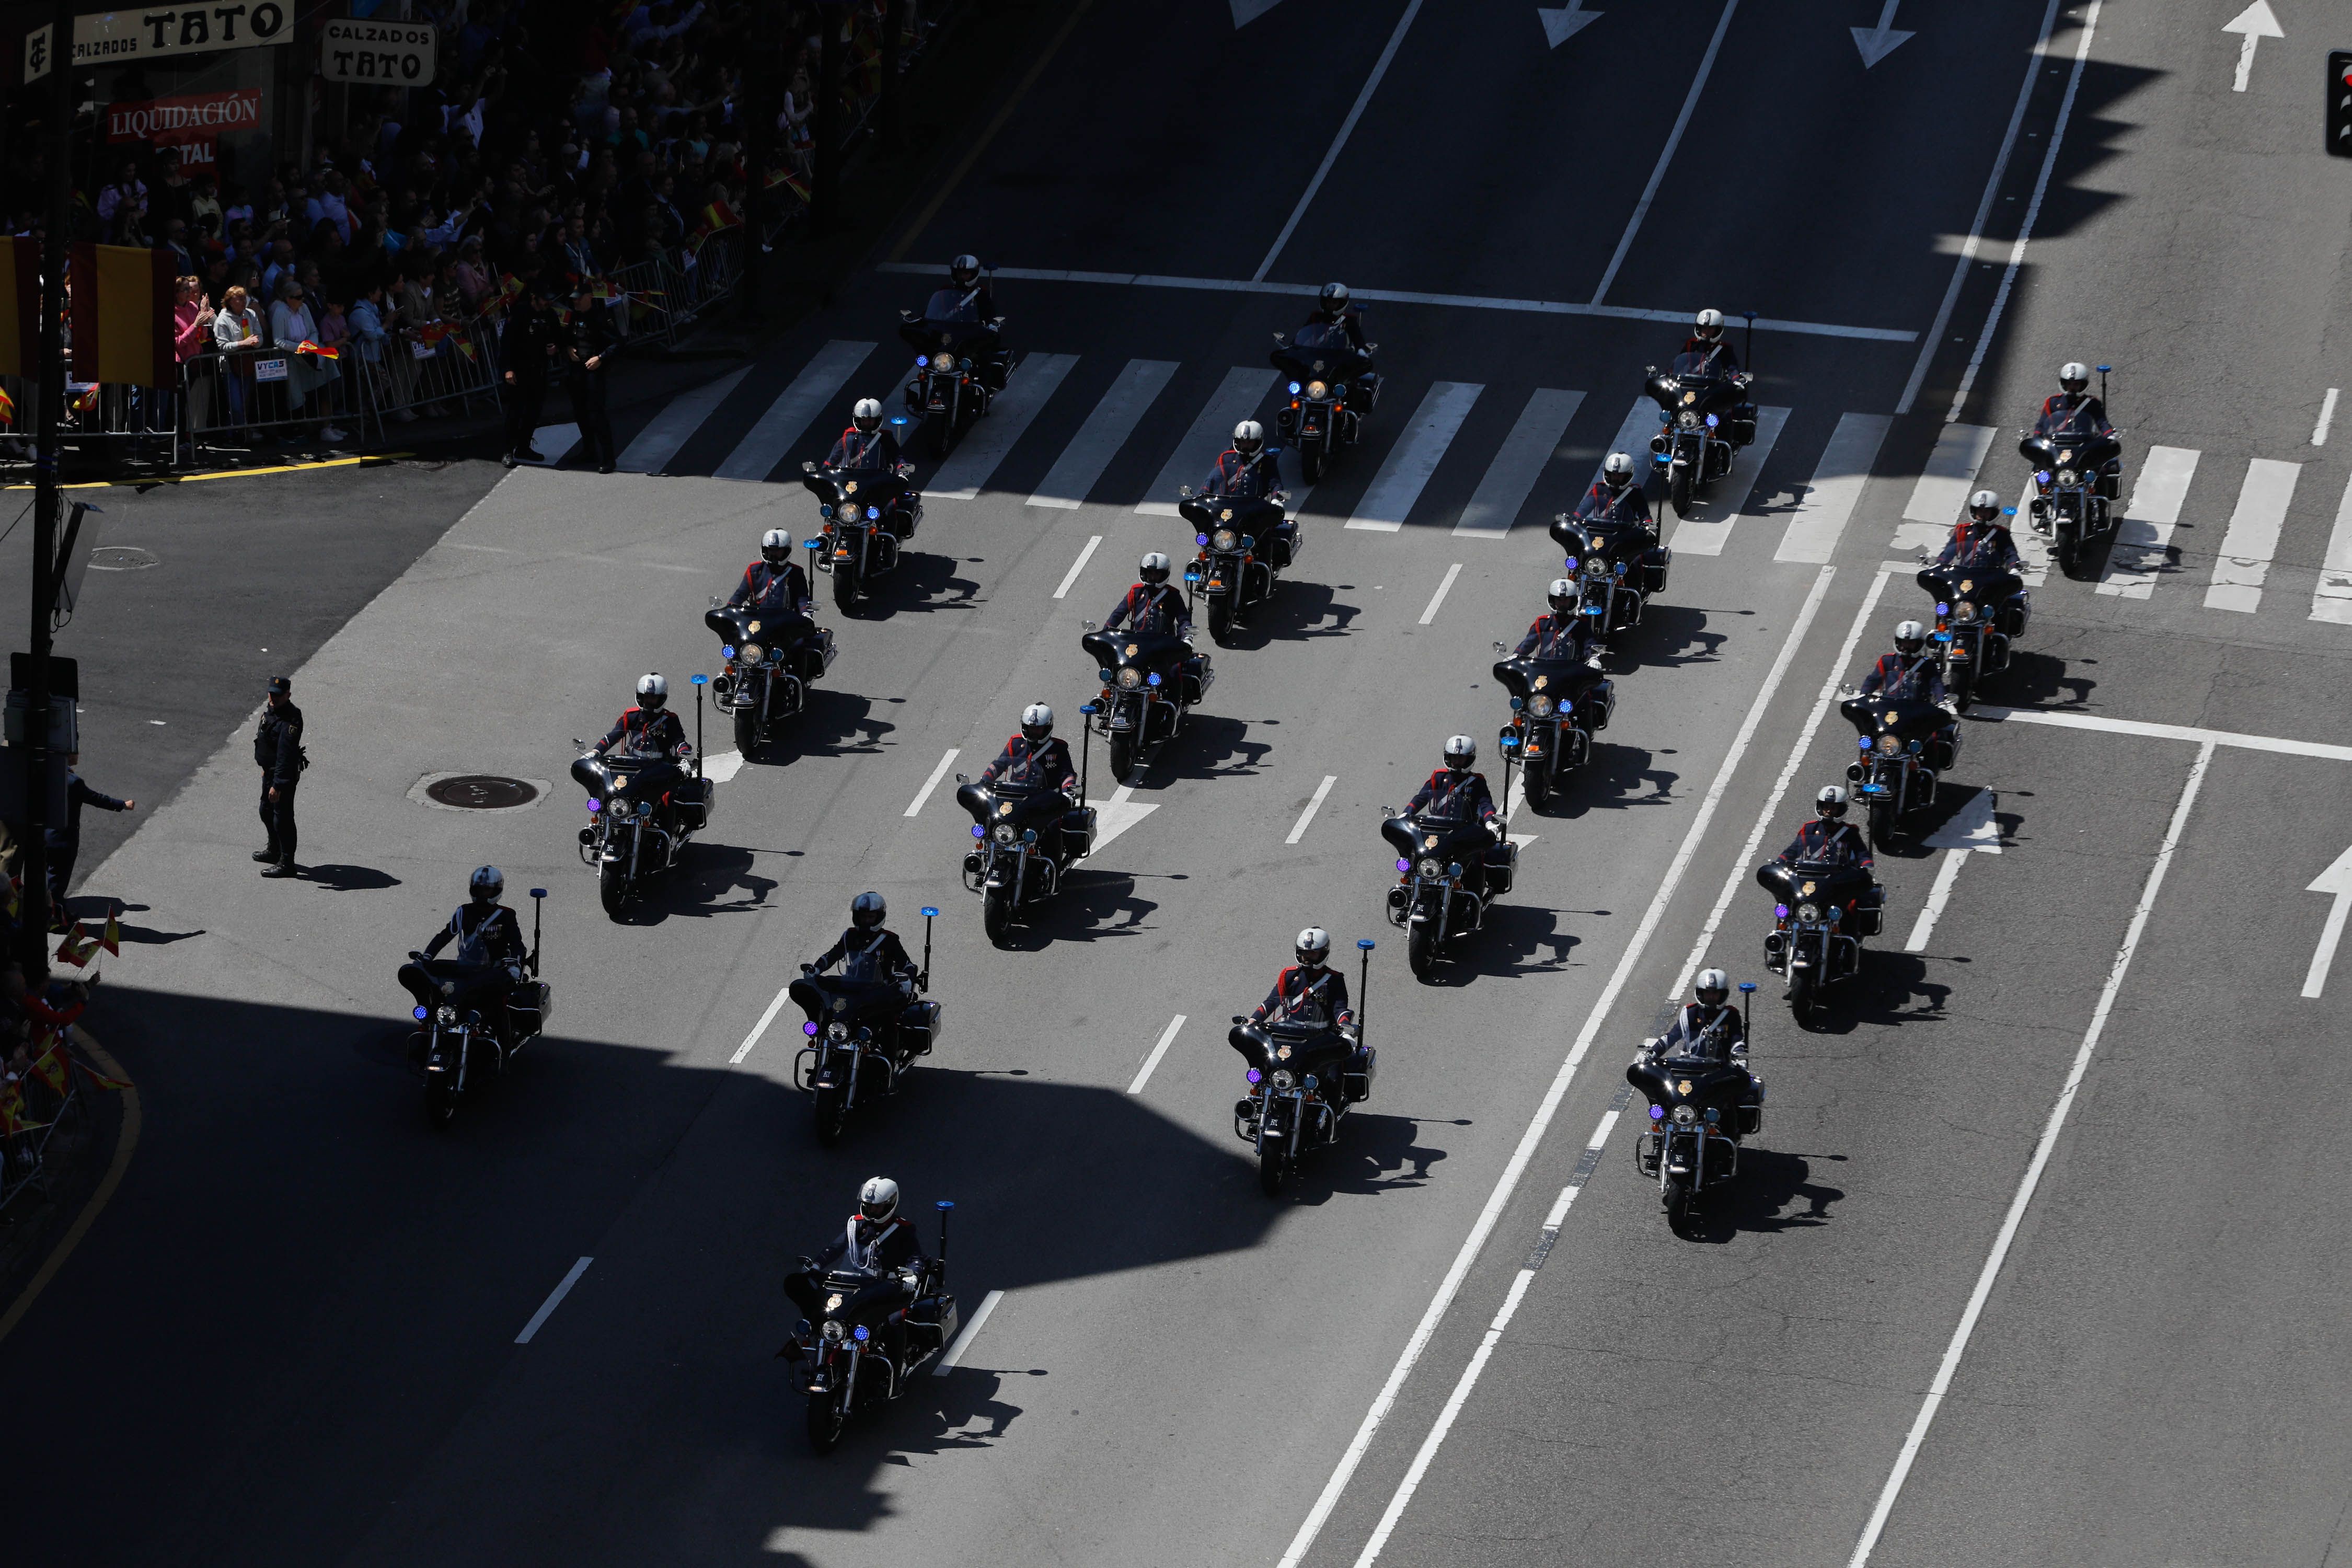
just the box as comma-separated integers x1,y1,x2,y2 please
254,675,304,878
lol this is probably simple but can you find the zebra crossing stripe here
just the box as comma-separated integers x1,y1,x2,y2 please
1592,397,1658,490
713,339,875,482
1668,406,1790,558
1889,423,1998,556
1775,413,1892,564
2314,472,2352,625
2204,458,2301,614
1028,358,1178,509
926,353,1080,501
1137,367,1279,517
618,365,750,474
2097,445,2199,598
1345,382,1484,532
1455,389,1582,537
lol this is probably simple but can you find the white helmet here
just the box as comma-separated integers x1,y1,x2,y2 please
1694,307,1725,340
851,396,883,433
1318,281,1350,315
1894,619,1927,654
1443,734,1476,769
1967,489,2002,523
761,527,792,563
1021,702,1054,741
2059,361,2090,393
858,1175,900,1223
1547,577,1576,614
1816,783,1849,816
469,864,504,902
1695,966,1729,1006
1232,419,1265,458
636,672,667,710
1602,451,1635,489
1139,550,1172,585
1295,926,1332,965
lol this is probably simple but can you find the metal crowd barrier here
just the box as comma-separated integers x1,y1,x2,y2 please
348,317,504,444
181,345,362,458
0,1040,88,1218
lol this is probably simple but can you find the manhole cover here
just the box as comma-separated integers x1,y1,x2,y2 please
424,775,540,810
88,546,159,571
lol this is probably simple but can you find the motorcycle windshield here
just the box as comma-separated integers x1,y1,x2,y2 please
1918,566,2023,604
1491,656,1600,700
1081,628,1187,671
1841,693,1946,744
1184,494,1285,532
956,780,1065,825
1382,813,1489,858
1760,861,1873,905
2020,431,2118,469
1273,325,1370,380
898,318,1001,357
1627,1057,1747,1110
789,974,905,1025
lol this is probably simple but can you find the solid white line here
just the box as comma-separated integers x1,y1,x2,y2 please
1590,0,1740,305
1456,389,1583,536
927,353,1081,501
1030,358,1179,508
1053,535,1103,600
1775,413,1893,563
618,365,751,473
1892,0,2060,416
2303,889,2349,1000
1417,563,1463,625
730,985,795,1065
1138,367,1277,515
515,1257,593,1344
1286,775,1340,845
1848,740,2213,1567
1905,848,1971,952
1126,1014,1187,1095
1945,1,2103,424
874,263,1918,343
2315,388,2341,447
716,340,875,481
1971,705,2352,763
904,748,961,816
1275,563,1839,1568
1345,383,1484,532
934,1288,1005,1374
2203,458,2301,613
2314,472,2352,625
1253,0,1425,282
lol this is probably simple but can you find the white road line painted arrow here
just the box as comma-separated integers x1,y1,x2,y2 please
2301,844,2352,999
1905,789,1999,952
1851,0,1913,67
2222,0,2282,93
1538,1,1602,48
1091,782,1159,852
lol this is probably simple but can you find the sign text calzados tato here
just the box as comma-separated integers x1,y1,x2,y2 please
319,18,437,86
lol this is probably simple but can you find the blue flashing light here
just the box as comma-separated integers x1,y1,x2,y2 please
1287,381,1302,395
690,672,708,686
1146,672,1161,687
921,906,939,918
721,644,736,659
1357,938,1375,950
413,1006,430,1020
972,823,985,838
1649,1103,1665,1120
803,1021,819,1036
854,1325,870,1342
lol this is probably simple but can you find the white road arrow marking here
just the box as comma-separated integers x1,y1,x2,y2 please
2301,843,2352,998
1091,782,1159,852
1231,0,1287,26
2222,0,2282,93
1538,1,1602,48
1905,789,2000,952
1850,0,1913,67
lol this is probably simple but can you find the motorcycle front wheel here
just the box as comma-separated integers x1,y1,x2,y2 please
1406,918,1436,981
1947,661,1975,713
598,860,627,920
1786,965,1815,1023
811,1083,847,1146
982,885,1012,948
1300,435,1326,483
833,562,859,613
1663,1173,1693,1236
424,1076,458,1132
1108,730,1137,785
1668,464,1694,518
733,707,759,755
1520,755,1552,811
1207,595,1236,645
805,1389,847,1454
1258,1135,1288,1196
1867,798,1898,853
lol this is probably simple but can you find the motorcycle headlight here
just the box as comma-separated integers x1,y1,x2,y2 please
1527,693,1557,718
436,1006,457,1024
1672,1103,1696,1124
1877,734,1903,756
1272,1069,1295,1089
1796,902,1821,923
993,823,1016,844
1417,856,1442,879
827,1022,848,1042
823,1318,846,1340
1954,601,1977,623
1211,527,1239,551
1117,667,1142,690
1678,410,1701,430
2056,467,2079,486
1305,380,1328,399
741,642,763,663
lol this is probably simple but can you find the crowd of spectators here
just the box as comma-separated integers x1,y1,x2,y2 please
0,0,930,449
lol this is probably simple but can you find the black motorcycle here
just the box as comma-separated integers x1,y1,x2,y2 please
800,460,921,612
1841,692,1955,850
1627,986,1760,1233
1271,322,1375,482
572,698,714,920
900,314,1003,458
1180,492,1296,643
1229,940,1376,1195
787,1200,961,1453
706,594,837,753
1491,648,1612,810
1644,360,1758,517
1381,810,1516,980
1548,514,1668,638
1758,861,1878,1019
2020,402,2120,577
957,772,1096,947
788,912,941,1145
1913,564,2025,711
1081,626,1208,784
402,888,551,1131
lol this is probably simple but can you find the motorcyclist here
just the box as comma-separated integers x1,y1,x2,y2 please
400,864,532,1048
1778,785,1874,873
1407,735,1502,896
1937,490,2027,574
1203,419,1285,501
1574,452,1656,535
1860,621,1961,769
1249,926,1370,1103
2030,361,2120,501
1642,969,1747,1065
1103,551,1209,701
827,397,906,474
1514,577,1597,661
728,528,814,616
1302,281,1380,406
1675,307,1745,377
781,1175,932,1365
912,255,1008,391
810,891,921,996
591,673,694,836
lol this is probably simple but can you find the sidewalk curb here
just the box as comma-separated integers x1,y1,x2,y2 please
0,1033,142,1347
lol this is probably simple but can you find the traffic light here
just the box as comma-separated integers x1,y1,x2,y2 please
2332,51,2352,157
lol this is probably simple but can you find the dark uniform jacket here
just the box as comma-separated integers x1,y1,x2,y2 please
1305,304,1371,354
563,302,621,379
1575,479,1653,529
596,706,689,759
423,903,528,967
980,734,1077,793
1203,448,1282,500
498,304,559,383
730,560,811,614
1936,523,2025,573
1252,964,1354,1029
254,701,305,786
827,425,903,472
923,281,994,322
2033,391,2113,440
1779,817,1873,871
814,926,918,985
1104,582,1191,638
1655,1000,1745,1060
1409,768,1499,827
54,773,129,849
1514,613,1590,661
1861,652,1945,704
1675,336,1743,376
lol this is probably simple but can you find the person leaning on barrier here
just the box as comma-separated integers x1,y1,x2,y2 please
565,285,621,475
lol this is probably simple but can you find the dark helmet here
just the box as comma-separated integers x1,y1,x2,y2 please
1138,550,1172,586
858,1175,900,1223
1967,489,2003,525
851,396,882,435
1318,281,1350,318
1816,784,1849,820
949,254,981,287
1295,926,1332,967
1547,577,1577,616
1695,966,1730,1007
850,890,886,929
636,672,667,711
1021,702,1053,743
761,527,792,564
468,864,504,903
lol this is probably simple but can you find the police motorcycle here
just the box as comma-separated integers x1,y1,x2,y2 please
1270,322,1373,482
1840,691,1954,851
899,310,1004,458
706,574,838,754
1911,562,2024,712
1380,806,1517,981
1229,940,1377,1196
800,454,922,613
1548,513,1670,638
403,889,551,1131
2020,365,2122,578
1758,857,1877,1021
1080,625,1209,785
788,908,942,1145
1491,642,1613,810
571,682,715,921
1644,342,1759,516
955,757,1098,949
786,1200,962,1453
1179,489,1295,644
1628,982,1761,1233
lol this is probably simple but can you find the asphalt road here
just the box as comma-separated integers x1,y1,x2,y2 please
9,1,2352,1565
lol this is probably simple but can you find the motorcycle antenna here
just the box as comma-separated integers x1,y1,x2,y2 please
2096,362,2112,416
1356,937,1375,1044
1744,309,1757,377
1739,979,1756,1042
528,887,547,976
935,1197,953,1263
689,674,708,778
919,906,938,991
1077,702,1096,806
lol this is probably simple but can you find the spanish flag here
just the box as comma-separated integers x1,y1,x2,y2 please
55,923,100,967
0,386,14,425
0,236,37,380
101,906,121,957
68,243,175,390
0,1085,28,1137
294,339,339,360
702,198,741,232
73,1055,133,1092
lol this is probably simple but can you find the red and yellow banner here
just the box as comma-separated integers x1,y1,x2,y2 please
68,243,174,389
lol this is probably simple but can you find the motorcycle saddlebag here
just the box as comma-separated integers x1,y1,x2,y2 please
674,777,714,833
1483,837,1519,898
506,981,551,1038
897,998,941,1056
1852,892,1885,939
1063,805,1097,862
1262,523,1297,571
1644,545,1671,597
1738,1103,1764,1136
1728,403,1758,446
905,1293,959,1358
1342,1044,1376,1105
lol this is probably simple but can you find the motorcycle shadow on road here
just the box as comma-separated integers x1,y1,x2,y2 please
614,843,779,926
1992,649,2096,709
1527,743,1676,821
1604,603,1736,672
1421,903,1577,987
1147,713,1273,780
844,550,981,619
1218,581,1361,648
1280,1112,1450,1207
1677,1149,1847,1244
751,691,896,765
1792,952,1951,1035
998,870,1158,949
